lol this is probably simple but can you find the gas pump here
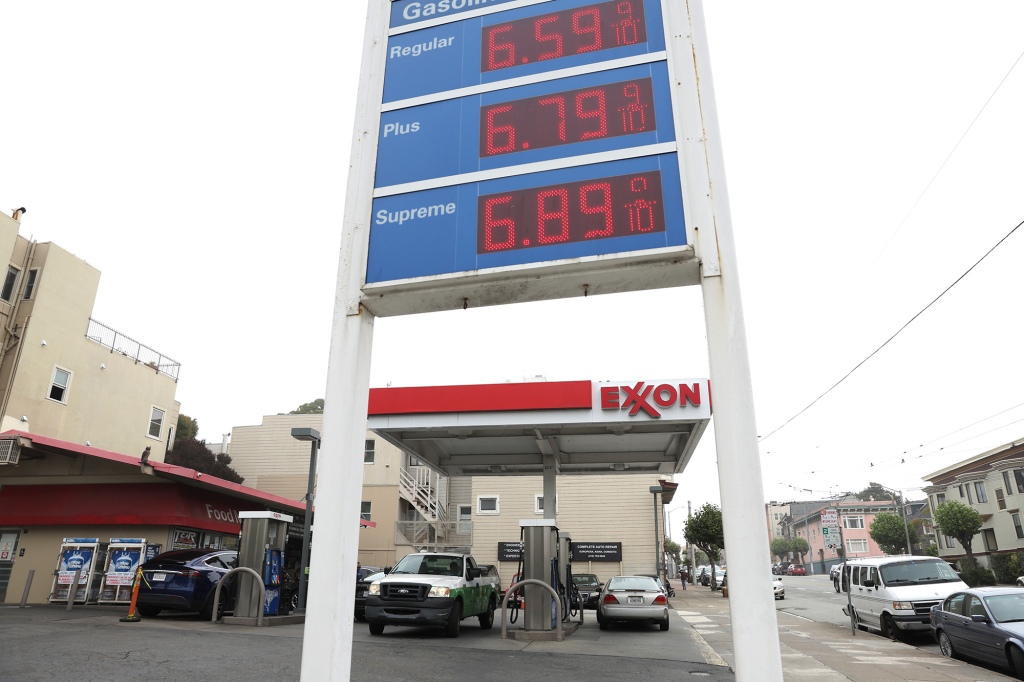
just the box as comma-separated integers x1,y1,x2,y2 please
519,519,558,631
557,531,578,620
237,511,293,618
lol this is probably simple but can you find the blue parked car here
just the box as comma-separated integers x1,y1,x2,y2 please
136,549,238,619
930,586,1024,677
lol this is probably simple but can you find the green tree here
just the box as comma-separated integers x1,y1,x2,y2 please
289,399,324,415
869,511,915,555
770,537,792,562
791,536,809,564
933,500,984,568
855,482,900,503
664,538,682,568
165,438,244,484
684,503,725,589
175,414,199,444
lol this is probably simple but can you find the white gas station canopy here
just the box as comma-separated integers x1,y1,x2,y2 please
368,379,710,477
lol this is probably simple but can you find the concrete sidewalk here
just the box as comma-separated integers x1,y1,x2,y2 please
671,586,1016,681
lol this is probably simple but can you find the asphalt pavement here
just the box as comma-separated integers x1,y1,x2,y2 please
3,581,1017,681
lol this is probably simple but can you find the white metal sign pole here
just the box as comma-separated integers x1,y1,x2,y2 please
672,0,784,679
300,0,386,680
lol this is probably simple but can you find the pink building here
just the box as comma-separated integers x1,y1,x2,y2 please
787,500,897,574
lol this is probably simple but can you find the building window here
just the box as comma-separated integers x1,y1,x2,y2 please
944,535,956,548
996,488,1006,510
49,367,71,403
458,505,472,533
534,494,558,514
364,439,375,464
843,516,864,529
1013,514,1024,540
0,265,20,302
846,538,868,553
477,496,500,515
983,528,998,552
1004,472,1015,496
936,492,946,506
974,482,988,504
148,407,164,438
1014,469,1024,495
22,269,37,300
964,484,974,504
360,501,372,521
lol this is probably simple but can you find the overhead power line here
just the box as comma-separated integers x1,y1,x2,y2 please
760,216,1024,443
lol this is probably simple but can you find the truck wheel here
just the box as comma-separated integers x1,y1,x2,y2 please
478,597,495,630
445,600,462,638
881,614,902,641
368,623,385,635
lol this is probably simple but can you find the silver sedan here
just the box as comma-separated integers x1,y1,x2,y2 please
596,575,670,631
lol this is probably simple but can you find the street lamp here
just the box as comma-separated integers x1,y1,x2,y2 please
650,485,664,578
291,427,321,614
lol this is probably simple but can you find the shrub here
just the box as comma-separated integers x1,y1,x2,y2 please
989,552,1023,584
961,565,997,587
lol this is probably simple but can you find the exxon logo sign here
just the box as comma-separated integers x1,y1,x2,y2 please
597,380,709,420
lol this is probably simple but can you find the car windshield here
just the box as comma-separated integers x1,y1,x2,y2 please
389,554,463,576
147,549,209,564
879,559,960,585
985,593,1024,622
608,576,659,591
573,574,599,586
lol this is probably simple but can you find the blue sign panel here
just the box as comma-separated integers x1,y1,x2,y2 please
384,0,665,103
367,152,683,283
390,0,528,30
375,62,674,188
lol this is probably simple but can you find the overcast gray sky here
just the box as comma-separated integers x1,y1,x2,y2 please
3,1,1023,533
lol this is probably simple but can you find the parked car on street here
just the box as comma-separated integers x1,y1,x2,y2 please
596,575,670,631
930,586,1024,677
772,573,785,600
136,549,238,619
355,570,386,621
787,564,806,576
572,573,602,609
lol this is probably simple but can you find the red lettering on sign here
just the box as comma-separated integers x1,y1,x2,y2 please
600,385,620,409
680,383,701,407
653,383,676,407
620,382,659,418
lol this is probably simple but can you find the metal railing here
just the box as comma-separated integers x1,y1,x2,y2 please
395,520,472,549
211,567,265,626
86,318,181,381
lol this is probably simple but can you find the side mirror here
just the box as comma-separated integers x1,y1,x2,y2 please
971,614,990,624
863,579,875,588
468,567,481,580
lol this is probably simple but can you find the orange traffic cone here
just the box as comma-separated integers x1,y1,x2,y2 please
119,567,144,622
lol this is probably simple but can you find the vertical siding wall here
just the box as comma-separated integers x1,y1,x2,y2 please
468,473,666,585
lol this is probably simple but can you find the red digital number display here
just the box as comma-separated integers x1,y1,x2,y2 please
478,171,665,254
480,78,656,157
482,0,647,73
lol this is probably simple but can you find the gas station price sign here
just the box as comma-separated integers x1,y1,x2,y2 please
375,62,674,188
383,0,666,104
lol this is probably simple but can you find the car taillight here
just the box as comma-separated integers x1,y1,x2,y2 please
179,569,200,578
603,594,620,605
653,595,667,605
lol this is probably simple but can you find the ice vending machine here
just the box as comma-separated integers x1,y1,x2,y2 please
237,511,292,618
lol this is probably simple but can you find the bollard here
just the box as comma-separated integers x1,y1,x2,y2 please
120,567,144,622
66,569,82,611
19,569,35,607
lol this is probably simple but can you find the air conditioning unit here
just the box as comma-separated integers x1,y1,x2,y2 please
0,438,20,465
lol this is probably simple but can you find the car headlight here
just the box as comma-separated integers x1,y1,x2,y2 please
428,586,450,597
893,601,913,611
368,583,380,595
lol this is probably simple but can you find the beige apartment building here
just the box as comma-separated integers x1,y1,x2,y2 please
229,413,673,583
0,209,180,460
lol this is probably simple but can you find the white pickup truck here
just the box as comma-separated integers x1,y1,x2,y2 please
364,552,501,638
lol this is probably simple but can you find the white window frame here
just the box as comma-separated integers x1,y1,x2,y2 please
22,268,38,300
48,366,72,404
1014,514,1024,540
476,495,500,515
846,538,868,553
360,501,372,522
534,494,559,514
843,515,864,529
944,535,956,548
147,406,165,439
364,439,375,464
1004,471,1015,496
458,505,472,532
974,481,988,504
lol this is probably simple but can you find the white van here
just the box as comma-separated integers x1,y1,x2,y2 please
839,555,967,638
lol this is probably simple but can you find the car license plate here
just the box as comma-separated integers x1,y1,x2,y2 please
151,572,167,582
628,596,643,604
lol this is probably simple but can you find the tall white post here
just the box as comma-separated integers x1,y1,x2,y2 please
681,0,784,679
299,0,385,679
